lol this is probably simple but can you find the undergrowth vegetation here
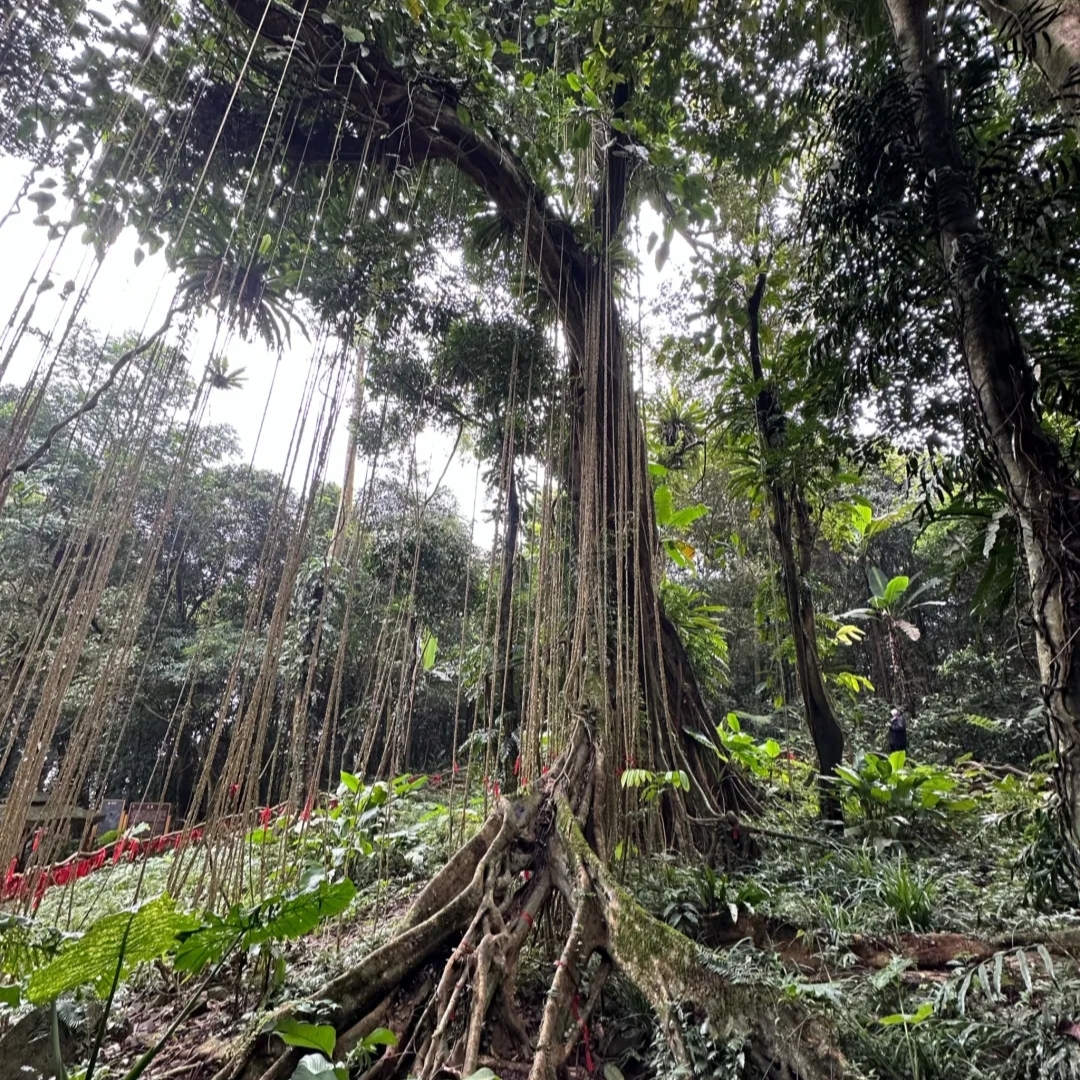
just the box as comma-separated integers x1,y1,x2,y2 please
3,708,1077,1080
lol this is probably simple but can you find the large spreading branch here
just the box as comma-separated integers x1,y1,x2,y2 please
222,0,591,358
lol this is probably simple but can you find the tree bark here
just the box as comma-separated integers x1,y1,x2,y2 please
979,0,1080,126
884,0,1080,871
746,274,844,824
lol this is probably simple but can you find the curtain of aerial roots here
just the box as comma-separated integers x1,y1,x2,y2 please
0,12,392,901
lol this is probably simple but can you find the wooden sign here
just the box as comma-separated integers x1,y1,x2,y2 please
126,802,172,837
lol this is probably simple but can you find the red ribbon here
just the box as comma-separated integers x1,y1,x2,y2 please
571,993,595,1072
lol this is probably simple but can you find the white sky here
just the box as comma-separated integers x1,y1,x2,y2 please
0,153,689,548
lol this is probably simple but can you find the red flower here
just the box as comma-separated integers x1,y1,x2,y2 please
513,756,521,777
260,807,273,826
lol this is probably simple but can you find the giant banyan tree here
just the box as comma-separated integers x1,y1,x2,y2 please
0,0,847,1077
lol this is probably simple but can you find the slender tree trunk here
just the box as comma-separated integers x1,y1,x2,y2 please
330,341,366,563
979,0,1080,125
494,469,520,789
746,274,844,823
884,0,1080,871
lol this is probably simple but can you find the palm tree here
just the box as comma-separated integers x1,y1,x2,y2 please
844,569,944,710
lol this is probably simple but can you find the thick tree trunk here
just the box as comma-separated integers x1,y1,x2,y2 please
979,0,1080,125
747,274,844,823
884,0,1080,870
216,0,739,824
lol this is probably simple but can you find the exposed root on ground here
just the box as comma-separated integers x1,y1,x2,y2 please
209,764,846,1080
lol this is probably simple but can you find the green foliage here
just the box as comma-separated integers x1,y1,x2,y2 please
174,877,356,975
348,1027,399,1070
660,864,770,938
876,858,937,931
998,786,1080,911
689,712,783,780
621,766,691,803
28,896,198,1004
256,772,433,885
831,751,978,840
0,913,65,984
659,579,729,694
275,1019,337,1058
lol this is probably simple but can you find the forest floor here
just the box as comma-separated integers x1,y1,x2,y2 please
3,747,1080,1080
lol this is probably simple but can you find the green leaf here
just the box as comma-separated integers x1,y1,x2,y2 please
28,896,198,1003
620,768,655,789
340,770,360,793
654,485,674,527
565,72,583,91
360,1027,398,1050
462,1070,498,1080
289,1053,347,1080
868,566,889,600
668,503,708,529
0,985,20,1007
764,739,781,759
685,728,719,751
175,879,356,974
421,630,438,672
499,39,519,54
882,575,910,606
259,232,273,255
255,879,356,944
275,1019,336,1057
888,750,907,773
879,1001,933,1026
341,25,366,43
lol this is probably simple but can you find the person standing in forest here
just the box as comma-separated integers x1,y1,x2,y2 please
887,707,908,754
